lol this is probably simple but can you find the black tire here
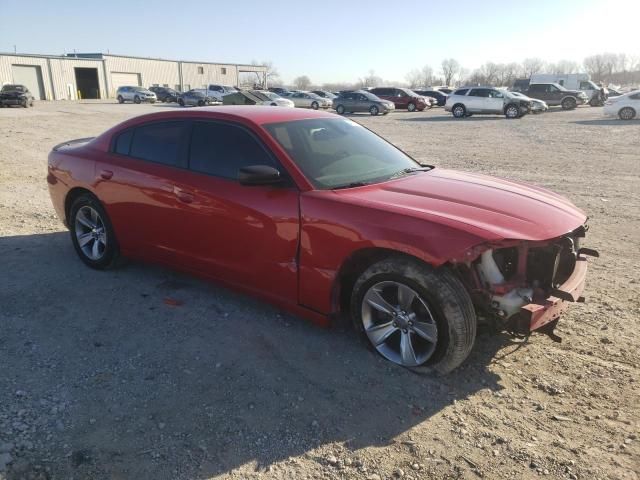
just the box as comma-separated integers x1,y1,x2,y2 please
178,98,185,107
561,97,577,110
117,95,124,104
197,99,205,107
452,103,466,118
336,104,345,115
30,100,34,107
619,107,636,120
369,105,379,116
22,99,29,108
407,102,417,112
311,101,319,110
350,256,477,375
504,103,520,119
134,95,141,104
68,194,120,270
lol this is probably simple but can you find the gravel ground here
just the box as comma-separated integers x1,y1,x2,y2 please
0,101,638,480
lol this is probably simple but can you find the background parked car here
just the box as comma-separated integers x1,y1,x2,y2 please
205,84,239,102
332,90,395,115
0,84,35,107
435,87,453,94
178,90,214,107
369,87,429,111
510,91,548,113
413,89,448,106
311,90,337,100
604,90,640,120
445,87,531,119
268,87,291,96
513,82,588,110
148,86,178,103
116,86,157,104
250,90,295,107
288,91,332,109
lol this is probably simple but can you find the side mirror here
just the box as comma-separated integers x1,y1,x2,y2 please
238,165,283,186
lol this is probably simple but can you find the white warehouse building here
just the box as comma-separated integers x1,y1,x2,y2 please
0,52,267,101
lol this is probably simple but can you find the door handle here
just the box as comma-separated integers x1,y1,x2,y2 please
174,187,194,204
99,170,113,180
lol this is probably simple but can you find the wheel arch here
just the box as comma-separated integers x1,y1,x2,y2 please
331,247,439,318
64,187,98,227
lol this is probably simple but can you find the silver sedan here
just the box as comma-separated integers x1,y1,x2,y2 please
288,91,333,109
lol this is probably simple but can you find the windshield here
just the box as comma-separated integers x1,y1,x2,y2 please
250,91,270,101
264,118,424,189
1,85,24,92
361,91,381,101
262,91,280,100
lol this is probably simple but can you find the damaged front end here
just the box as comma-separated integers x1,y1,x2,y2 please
463,225,598,337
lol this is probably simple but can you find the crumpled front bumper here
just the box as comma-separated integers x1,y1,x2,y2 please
520,253,592,331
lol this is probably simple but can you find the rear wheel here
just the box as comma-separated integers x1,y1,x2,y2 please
178,98,185,107
351,256,477,374
452,104,466,118
69,194,120,270
619,107,636,120
117,95,124,104
369,105,379,116
335,104,345,115
407,102,417,112
561,97,577,110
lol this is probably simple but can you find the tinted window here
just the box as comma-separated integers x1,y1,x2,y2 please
469,88,492,97
189,122,275,180
114,130,133,155
630,93,640,100
454,89,469,96
529,84,546,93
129,122,187,166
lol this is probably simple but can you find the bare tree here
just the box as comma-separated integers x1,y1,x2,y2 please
547,60,579,75
405,68,422,88
293,75,312,90
441,58,461,86
251,60,280,87
358,69,382,88
583,54,607,82
521,57,545,77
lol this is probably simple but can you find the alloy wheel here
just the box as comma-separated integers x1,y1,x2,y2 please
361,281,438,367
74,206,107,260
620,107,635,120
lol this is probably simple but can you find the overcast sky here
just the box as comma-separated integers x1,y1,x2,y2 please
1,0,638,84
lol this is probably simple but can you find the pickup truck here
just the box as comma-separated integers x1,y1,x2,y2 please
513,81,588,110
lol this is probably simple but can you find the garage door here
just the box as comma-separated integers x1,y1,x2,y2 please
110,72,141,94
12,65,45,100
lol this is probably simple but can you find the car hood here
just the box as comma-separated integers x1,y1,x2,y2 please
335,168,586,241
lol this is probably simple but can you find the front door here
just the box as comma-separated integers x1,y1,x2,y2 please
172,120,300,303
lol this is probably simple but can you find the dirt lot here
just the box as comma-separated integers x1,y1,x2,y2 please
0,101,638,480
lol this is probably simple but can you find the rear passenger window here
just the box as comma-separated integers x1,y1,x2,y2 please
114,130,133,155
129,121,187,167
189,122,275,180
454,89,469,96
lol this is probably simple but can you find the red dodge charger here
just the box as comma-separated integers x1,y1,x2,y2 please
47,106,597,373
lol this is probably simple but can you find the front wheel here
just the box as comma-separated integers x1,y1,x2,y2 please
369,105,379,116
351,256,477,374
69,194,120,270
197,100,205,107
178,98,185,107
407,102,417,112
619,107,636,120
505,103,520,119
117,95,124,104
134,95,141,104
311,101,319,110
561,97,577,110
335,104,345,115
452,104,466,118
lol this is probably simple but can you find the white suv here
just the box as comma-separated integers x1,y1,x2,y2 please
445,87,530,119
205,84,239,101
116,86,157,104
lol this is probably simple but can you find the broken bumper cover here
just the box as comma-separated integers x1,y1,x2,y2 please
520,254,591,331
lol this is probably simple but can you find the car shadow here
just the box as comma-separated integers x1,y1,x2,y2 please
572,119,637,126
400,115,506,123
1,232,513,479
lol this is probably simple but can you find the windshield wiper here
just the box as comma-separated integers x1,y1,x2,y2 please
331,181,371,190
388,166,433,179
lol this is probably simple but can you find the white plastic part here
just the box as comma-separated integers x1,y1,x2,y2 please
478,249,533,318
479,250,505,285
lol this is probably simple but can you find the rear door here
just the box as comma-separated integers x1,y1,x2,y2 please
466,88,488,111
172,120,300,302
94,120,192,264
